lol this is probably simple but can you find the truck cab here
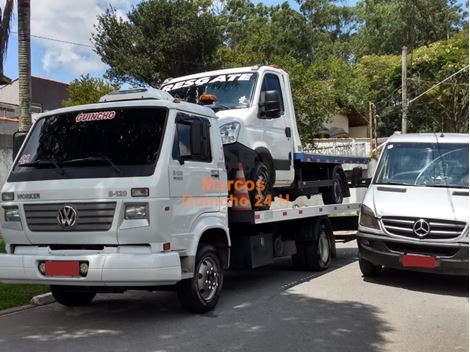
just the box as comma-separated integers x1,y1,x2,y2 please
161,65,353,208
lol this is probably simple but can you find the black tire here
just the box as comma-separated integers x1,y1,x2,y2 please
50,285,96,307
249,160,274,210
304,229,332,271
177,244,224,313
359,258,382,277
321,170,343,205
292,241,307,270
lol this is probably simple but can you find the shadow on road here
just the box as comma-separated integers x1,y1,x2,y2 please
363,268,468,298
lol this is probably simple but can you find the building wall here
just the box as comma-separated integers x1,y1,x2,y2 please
324,114,349,133
349,126,368,138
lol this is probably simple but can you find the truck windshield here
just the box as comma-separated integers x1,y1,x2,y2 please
374,142,469,188
8,107,167,182
161,73,257,110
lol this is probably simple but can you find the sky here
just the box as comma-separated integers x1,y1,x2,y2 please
1,0,467,85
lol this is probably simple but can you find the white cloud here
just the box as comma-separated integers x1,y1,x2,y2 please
30,0,135,76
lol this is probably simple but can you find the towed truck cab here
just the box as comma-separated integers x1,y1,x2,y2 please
0,88,230,312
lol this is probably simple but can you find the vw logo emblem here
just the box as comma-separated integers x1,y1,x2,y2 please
413,219,430,238
57,205,78,229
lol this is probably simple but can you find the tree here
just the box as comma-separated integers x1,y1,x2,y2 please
64,74,120,107
0,0,13,83
354,0,467,57
18,0,31,133
93,0,221,86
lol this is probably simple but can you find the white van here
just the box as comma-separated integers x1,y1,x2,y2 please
357,133,468,276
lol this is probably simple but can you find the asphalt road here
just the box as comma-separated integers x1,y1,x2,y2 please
0,242,467,352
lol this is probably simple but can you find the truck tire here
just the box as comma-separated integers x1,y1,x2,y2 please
249,160,274,210
291,241,307,270
304,229,331,271
321,169,343,205
177,244,224,313
358,258,382,277
50,285,96,307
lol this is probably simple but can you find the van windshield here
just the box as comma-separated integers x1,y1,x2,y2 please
161,73,257,110
9,107,167,182
374,142,469,188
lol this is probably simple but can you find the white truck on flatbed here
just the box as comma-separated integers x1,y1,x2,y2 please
0,83,362,313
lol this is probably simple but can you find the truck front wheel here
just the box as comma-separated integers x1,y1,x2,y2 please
177,244,224,313
50,285,96,307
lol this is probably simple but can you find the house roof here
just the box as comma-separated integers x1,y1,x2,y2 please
344,106,369,127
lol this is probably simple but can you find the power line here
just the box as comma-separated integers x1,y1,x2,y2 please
11,31,94,48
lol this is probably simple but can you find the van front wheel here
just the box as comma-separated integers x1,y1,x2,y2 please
50,285,96,307
177,244,224,313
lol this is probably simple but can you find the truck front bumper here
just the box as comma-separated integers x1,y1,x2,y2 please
357,231,469,276
0,249,182,286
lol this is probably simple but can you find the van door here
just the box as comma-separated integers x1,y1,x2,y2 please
259,72,293,186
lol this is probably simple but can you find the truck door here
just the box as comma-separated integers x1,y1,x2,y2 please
168,113,223,248
259,72,293,185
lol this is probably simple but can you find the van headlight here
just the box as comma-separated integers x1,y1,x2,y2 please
4,206,20,222
124,204,148,220
220,122,240,144
359,205,380,230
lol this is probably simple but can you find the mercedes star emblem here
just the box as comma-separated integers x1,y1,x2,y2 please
413,219,430,238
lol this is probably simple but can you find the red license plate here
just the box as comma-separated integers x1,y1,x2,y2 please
402,254,437,268
44,261,80,277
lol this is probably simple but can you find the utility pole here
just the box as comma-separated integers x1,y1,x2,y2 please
401,46,408,134
18,0,31,133
372,103,378,148
368,102,373,138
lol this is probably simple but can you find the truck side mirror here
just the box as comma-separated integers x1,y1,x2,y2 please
12,131,28,161
259,90,281,119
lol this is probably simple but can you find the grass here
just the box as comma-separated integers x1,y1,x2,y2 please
0,237,50,310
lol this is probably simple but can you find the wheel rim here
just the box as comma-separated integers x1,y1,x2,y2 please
196,256,220,302
318,232,330,263
333,176,342,202
255,165,271,201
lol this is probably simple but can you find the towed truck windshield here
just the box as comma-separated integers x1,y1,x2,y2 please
374,142,469,188
9,107,167,182
161,72,257,110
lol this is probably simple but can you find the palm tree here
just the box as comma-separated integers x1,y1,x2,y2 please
0,0,13,84
17,0,31,133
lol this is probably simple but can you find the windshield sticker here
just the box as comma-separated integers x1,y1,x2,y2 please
76,111,116,123
161,73,254,92
387,144,394,149
18,154,31,164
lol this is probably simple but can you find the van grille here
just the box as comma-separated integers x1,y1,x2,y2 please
381,217,466,240
24,202,116,232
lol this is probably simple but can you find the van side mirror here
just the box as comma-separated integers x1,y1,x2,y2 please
259,90,281,119
12,131,28,161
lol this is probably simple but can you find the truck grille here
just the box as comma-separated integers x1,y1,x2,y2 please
381,217,467,240
24,202,116,232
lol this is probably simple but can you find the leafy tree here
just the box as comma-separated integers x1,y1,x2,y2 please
354,0,467,56
64,74,120,107
93,0,221,86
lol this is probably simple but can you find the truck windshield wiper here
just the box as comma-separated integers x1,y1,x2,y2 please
200,103,231,111
63,156,121,174
18,158,65,175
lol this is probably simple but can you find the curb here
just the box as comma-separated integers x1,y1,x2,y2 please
30,292,55,306
0,304,36,316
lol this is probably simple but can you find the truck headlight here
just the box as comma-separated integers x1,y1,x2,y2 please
124,204,148,220
4,206,20,222
359,205,380,230
220,122,240,144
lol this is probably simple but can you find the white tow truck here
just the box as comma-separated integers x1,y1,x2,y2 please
0,84,363,313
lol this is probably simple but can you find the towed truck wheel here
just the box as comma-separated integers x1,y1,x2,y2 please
249,161,274,210
321,169,343,205
50,285,96,307
177,244,223,313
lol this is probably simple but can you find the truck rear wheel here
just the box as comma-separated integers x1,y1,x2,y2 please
321,169,343,205
177,244,224,313
304,229,331,271
50,285,96,307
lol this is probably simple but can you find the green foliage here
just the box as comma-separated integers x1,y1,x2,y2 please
64,74,120,107
93,0,221,86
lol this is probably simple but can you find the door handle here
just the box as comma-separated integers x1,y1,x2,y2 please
285,127,291,138
211,170,220,178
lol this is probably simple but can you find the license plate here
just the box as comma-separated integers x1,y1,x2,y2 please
402,254,437,268
44,261,80,277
